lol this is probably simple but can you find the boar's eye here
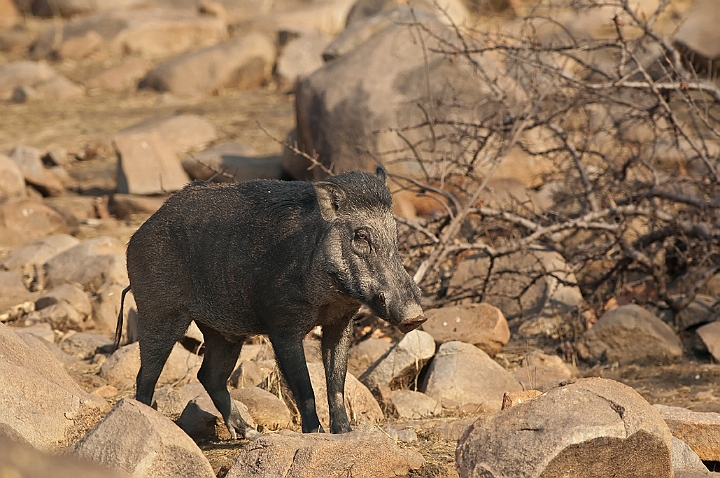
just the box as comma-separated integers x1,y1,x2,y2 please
354,228,371,252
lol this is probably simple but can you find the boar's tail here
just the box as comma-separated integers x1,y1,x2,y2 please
114,286,131,352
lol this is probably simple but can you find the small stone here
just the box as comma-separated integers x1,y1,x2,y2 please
360,329,436,391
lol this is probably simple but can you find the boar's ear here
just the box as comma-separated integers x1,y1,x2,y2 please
314,182,346,221
375,166,388,185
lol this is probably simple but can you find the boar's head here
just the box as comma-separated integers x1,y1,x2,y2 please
314,167,426,333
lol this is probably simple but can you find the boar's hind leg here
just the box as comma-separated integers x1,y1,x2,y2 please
322,317,353,433
270,331,323,433
196,325,260,440
136,330,186,407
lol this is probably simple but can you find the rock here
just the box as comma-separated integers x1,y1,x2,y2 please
578,304,683,364
0,0,20,27
12,322,55,343
140,32,276,96
0,198,69,248
0,437,128,478
0,270,28,298
176,392,255,440
0,153,27,200
275,30,332,88
294,12,526,185
27,284,92,331
345,0,475,29
235,0,356,37
388,390,441,419
654,404,720,461
118,114,218,155
0,234,79,271
44,196,101,226
284,362,383,430
676,295,719,330
59,331,113,360
0,322,107,452
696,321,720,362
111,193,168,219
672,436,707,472
382,425,418,443
229,359,274,388
10,146,65,196
226,429,424,478
91,283,136,333
501,389,543,409
56,30,104,61
673,0,720,77
347,337,392,378
448,250,583,324
512,351,576,391
422,303,509,356
457,378,674,478
114,131,191,195
360,329,436,390
229,386,293,430
67,398,215,478
0,28,33,53
181,142,285,182
43,237,127,292
32,9,227,61
0,61,83,102
421,341,522,412
25,300,85,331
99,341,202,391
153,381,206,416
85,57,154,91
36,284,92,321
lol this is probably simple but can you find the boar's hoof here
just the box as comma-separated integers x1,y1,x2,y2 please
398,316,427,333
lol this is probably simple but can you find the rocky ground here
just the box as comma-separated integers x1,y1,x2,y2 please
2,0,720,477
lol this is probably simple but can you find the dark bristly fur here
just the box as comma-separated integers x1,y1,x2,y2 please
119,167,425,438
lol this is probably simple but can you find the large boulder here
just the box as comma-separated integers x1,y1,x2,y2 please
181,142,285,182
294,10,527,185
0,234,79,271
0,61,83,102
0,198,69,248
456,378,674,478
140,32,276,96
0,437,127,478
31,9,227,61
8,145,65,196
696,321,720,362
117,114,217,155
422,303,509,356
43,237,127,291
114,130,191,195
226,429,424,478
67,398,215,478
654,404,720,462
421,341,522,412
0,153,27,200
448,250,584,324
578,304,683,364
0,323,107,452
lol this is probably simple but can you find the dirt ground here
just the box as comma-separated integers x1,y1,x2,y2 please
6,83,720,476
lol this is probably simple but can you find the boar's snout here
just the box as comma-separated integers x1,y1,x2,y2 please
398,315,427,333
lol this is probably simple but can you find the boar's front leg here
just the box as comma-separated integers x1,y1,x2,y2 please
196,325,261,440
270,329,323,433
321,316,353,433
